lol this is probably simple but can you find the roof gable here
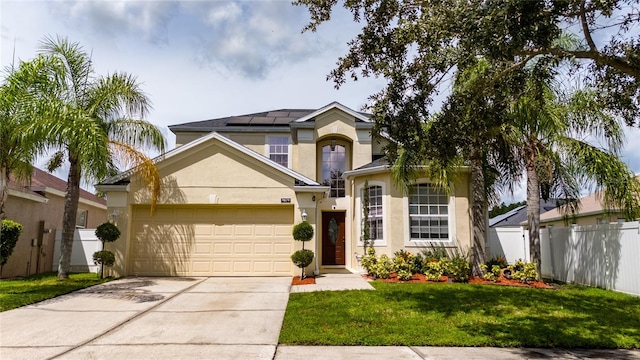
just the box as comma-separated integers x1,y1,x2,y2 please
294,102,371,123
9,168,106,205
102,132,320,186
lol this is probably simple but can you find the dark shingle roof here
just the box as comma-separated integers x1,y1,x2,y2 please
489,199,563,227
353,157,389,171
9,168,106,205
169,109,316,131
169,105,372,132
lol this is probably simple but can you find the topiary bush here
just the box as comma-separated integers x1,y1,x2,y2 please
93,250,116,267
95,222,121,243
1,219,23,267
292,221,314,250
291,249,314,279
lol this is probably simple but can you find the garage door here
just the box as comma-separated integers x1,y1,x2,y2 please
129,205,294,276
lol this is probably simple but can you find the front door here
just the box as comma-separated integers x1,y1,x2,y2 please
322,212,345,265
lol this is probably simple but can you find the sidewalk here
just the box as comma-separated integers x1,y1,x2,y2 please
274,345,640,359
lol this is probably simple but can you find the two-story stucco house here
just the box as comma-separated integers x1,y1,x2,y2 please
98,102,472,277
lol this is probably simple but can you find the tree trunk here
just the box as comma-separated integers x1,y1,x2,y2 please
470,154,487,276
58,154,81,279
0,166,9,221
526,156,542,280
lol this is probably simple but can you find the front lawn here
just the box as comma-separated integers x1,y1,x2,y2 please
280,282,640,348
0,272,110,312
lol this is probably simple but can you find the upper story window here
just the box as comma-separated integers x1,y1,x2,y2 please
321,143,346,198
76,209,88,229
365,185,383,240
409,183,449,240
267,136,290,167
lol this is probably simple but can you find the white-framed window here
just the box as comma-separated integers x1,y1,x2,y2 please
266,136,290,167
76,209,88,229
408,183,449,241
366,185,384,240
356,181,386,246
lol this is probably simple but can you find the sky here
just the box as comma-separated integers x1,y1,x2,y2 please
1,0,640,203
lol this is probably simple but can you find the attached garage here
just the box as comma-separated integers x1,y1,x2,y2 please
129,205,295,276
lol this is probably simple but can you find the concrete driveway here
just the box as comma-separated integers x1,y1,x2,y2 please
0,277,291,360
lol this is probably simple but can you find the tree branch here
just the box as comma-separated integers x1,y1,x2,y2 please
580,0,598,52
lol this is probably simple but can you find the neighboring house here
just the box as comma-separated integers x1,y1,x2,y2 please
97,102,472,277
489,199,561,228
2,168,107,278
539,181,640,227
488,199,561,263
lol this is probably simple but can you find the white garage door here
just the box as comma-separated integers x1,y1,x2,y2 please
129,205,294,276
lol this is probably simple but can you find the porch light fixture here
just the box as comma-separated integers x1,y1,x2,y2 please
301,209,308,222
330,139,336,151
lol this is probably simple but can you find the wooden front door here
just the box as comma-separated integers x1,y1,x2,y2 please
322,212,346,265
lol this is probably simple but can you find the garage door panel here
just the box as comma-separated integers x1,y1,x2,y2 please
130,205,294,276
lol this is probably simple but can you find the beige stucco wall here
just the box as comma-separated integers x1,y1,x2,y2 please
2,193,107,278
541,212,627,228
347,171,472,269
103,137,316,277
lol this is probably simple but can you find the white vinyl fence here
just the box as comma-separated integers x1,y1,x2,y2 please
53,229,101,273
490,222,640,296
488,226,530,263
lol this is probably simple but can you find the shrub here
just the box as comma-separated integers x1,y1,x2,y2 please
508,260,538,283
1,219,23,266
292,221,314,251
292,221,314,242
360,247,377,275
92,250,115,267
95,222,121,243
397,268,413,281
445,251,471,282
291,249,314,279
421,246,449,261
480,264,502,282
375,254,394,279
485,255,508,269
446,252,471,282
393,250,416,276
410,253,425,274
423,258,447,281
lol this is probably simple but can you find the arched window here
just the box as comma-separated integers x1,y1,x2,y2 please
321,144,346,198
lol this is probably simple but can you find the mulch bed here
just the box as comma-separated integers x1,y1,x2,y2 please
366,273,555,289
292,276,316,285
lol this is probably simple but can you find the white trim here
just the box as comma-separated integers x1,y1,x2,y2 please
343,165,388,179
402,180,457,247
7,189,49,204
294,102,371,123
102,131,319,186
294,185,330,193
355,181,388,247
265,135,292,168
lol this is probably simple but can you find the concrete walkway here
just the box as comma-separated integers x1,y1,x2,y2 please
1,274,639,359
290,272,374,293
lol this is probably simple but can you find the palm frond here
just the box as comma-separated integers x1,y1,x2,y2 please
109,140,161,214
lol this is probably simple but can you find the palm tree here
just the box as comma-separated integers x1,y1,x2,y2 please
505,69,640,279
25,36,166,279
0,55,55,220
389,59,521,275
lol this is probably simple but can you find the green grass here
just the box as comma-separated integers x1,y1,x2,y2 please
0,272,110,312
280,282,640,348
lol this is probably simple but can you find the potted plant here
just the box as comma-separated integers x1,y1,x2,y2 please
291,220,314,279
